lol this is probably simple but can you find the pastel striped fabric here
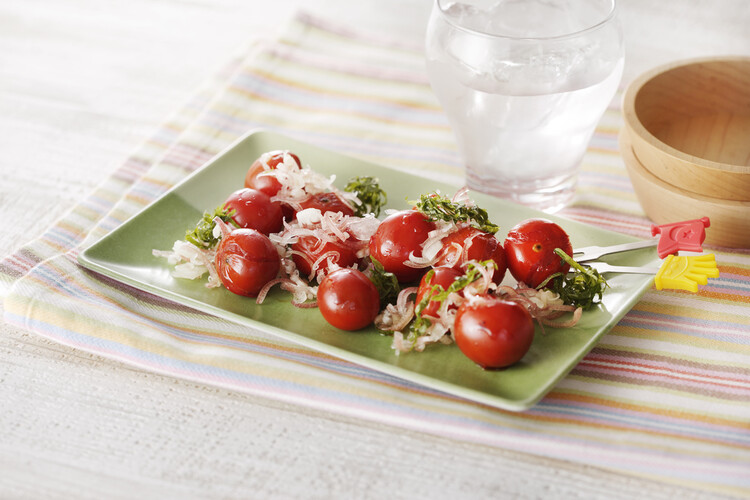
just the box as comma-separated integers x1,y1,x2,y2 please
2,12,749,496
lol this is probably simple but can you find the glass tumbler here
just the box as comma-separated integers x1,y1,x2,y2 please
426,0,624,212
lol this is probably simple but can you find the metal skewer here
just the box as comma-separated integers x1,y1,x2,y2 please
573,239,657,263
583,261,660,274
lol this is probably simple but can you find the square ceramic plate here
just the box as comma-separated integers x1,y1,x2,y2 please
78,129,655,411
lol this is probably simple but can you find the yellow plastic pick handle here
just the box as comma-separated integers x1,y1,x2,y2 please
654,254,720,293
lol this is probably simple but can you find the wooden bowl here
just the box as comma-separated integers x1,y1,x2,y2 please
622,57,750,201
620,129,750,248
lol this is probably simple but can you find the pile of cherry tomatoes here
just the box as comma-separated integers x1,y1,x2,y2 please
161,150,584,370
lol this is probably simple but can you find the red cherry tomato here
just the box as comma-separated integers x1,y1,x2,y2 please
368,210,437,283
291,236,360,280
317,268,380,331
299,192,355,217
215,228,280,297
435,225,507,284
244,150,301,196
453,297,535,369
223,188,284,235
416,267,464,318
503,218,573,288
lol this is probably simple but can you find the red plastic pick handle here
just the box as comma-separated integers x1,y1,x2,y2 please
651,217,710,258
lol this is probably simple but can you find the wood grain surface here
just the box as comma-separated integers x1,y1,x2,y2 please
1,0,748,498
623,57,750,202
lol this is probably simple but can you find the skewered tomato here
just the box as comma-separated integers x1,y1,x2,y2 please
223,188,284,235
368,210,436,283
291,236,360,280
299,192,355,217
503,218,572,288
244,150,301,196
215,228,280,297
415,267,464,318
317,268,380,331
453,297,535,369
435,225,507,283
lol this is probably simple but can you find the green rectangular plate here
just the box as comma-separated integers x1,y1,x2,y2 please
78,129,654,411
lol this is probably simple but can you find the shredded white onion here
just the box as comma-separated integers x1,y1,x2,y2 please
404,220,458,269
213,216,234,239
275,256,319,305
265,154,355,215
270,208,375,283
153,240,221,288
494,284,581,329
256,278,293,304
451,186,472,206
375,287,417,333
296,207,323,227
345,213,380,241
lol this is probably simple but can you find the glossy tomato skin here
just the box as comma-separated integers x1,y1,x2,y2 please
299,192,355,217
453,297,535,369
416,267,464,318
215,229,280,297
435,225,507,284
244,150,301,197
224,188,284,235
368,210,437,283
503,218,573,288
291,236,360,279
317,268,380,331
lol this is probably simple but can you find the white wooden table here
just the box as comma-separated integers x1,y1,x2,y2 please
1,1,747,497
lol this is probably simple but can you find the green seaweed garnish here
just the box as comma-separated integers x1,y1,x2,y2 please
538,249,609,309
344,176,387,217
413,192,498,234
369,257,400,308
185,205,238,249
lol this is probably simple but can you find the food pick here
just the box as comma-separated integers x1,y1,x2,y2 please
574,217,710,262
573,217,718,293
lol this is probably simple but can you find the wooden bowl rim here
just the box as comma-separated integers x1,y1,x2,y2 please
622,56,750,175
619,128,750,208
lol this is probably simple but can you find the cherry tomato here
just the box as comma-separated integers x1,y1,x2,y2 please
223,188,284,235
453,297,535,369
317,268,380,331
503,218,573,288
435,225,507,284
244,150,301,197
299,192,355,217
415,267,464,318
368,210,437,283
215,228,280,297
291,236,360,279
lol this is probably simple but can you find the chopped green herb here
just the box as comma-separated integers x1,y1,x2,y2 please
538,248,609,309
413,192,499,234
344,176,387,217
369,257,400,307
185,205,238,249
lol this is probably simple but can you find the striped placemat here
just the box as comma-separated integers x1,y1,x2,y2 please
2,12,749,496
